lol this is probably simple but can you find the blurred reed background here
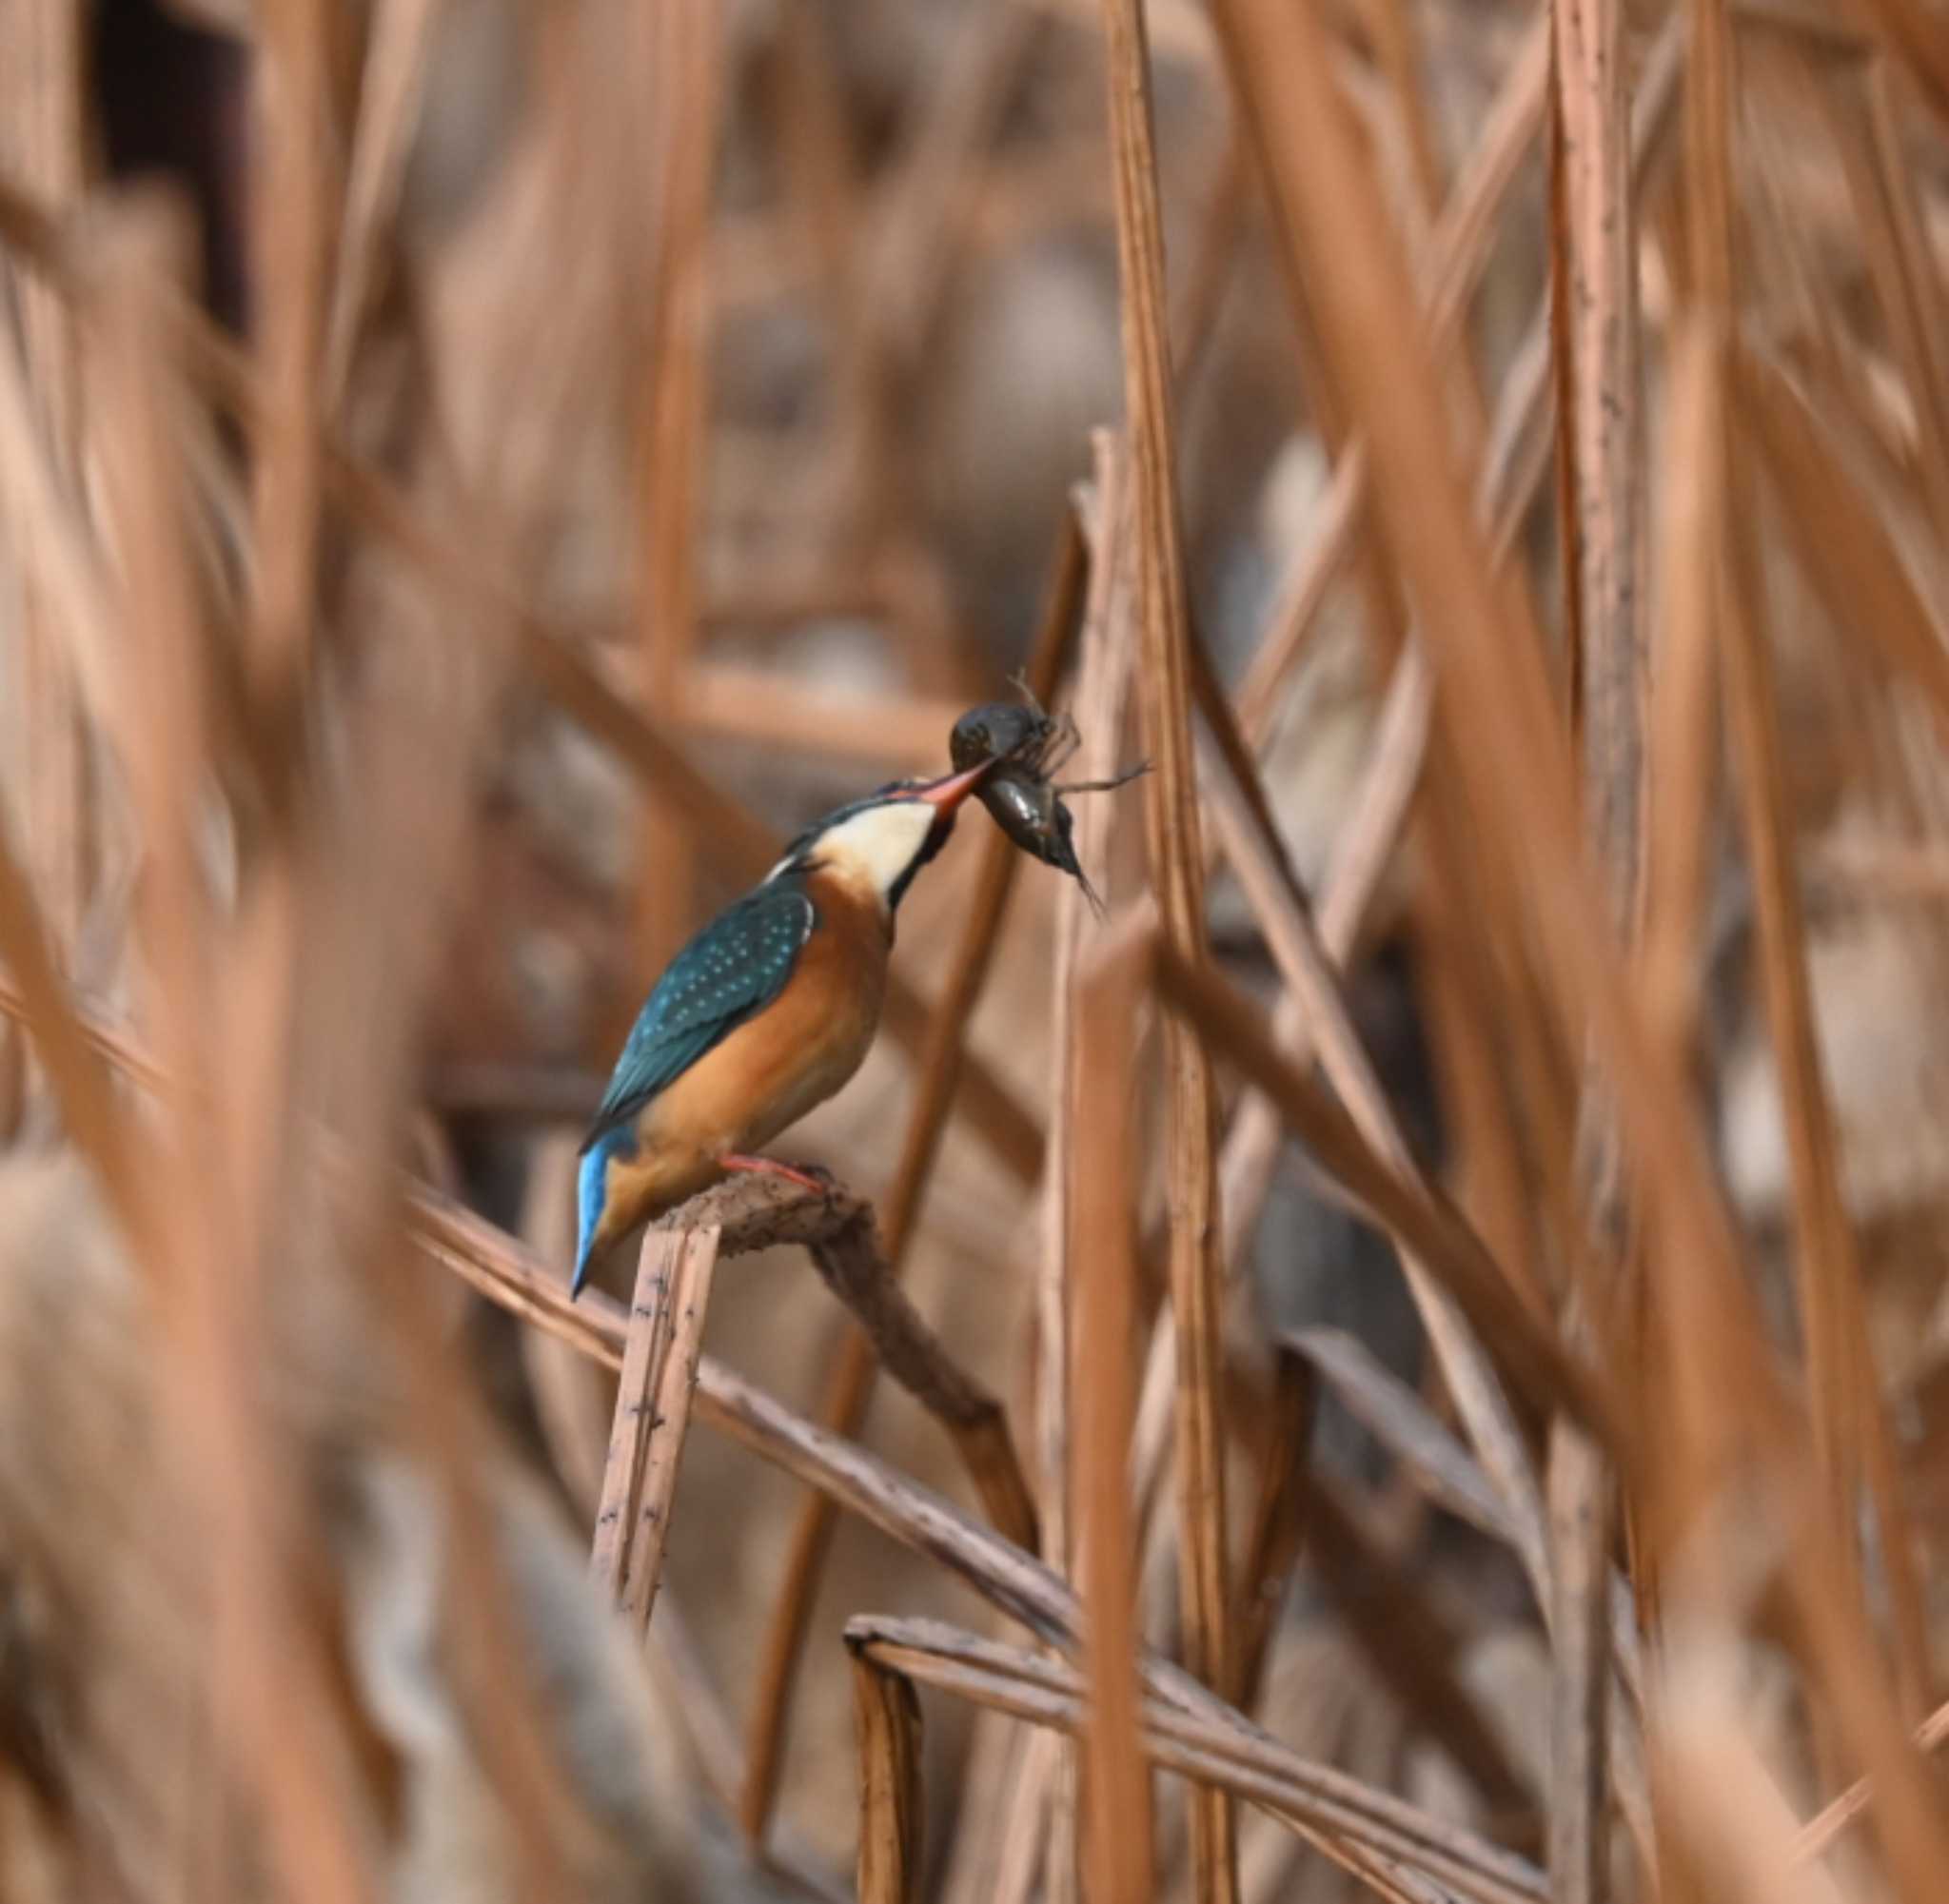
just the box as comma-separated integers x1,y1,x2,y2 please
4,0,1949,1898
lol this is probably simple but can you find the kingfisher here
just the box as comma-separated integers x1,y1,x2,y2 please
571,758,998,1296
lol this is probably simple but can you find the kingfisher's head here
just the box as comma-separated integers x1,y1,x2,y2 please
766,758,997,916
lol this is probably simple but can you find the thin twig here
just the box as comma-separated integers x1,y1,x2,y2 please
848,1618,1545,1904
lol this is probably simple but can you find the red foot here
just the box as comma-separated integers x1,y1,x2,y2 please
718,1154,830,1199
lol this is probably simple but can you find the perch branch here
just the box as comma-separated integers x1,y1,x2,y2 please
591,1225,722,1633
651,1173,1038,1552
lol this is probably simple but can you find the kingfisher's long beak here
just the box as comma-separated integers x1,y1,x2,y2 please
915,757,997,816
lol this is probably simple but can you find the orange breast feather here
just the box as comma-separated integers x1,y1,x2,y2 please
637,871,889,1167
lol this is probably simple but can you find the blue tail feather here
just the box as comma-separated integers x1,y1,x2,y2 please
572,1128,637,1298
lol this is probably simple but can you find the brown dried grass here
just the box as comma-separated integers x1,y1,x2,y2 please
7,1,1949,1900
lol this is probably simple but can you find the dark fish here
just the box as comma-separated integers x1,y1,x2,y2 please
949,699,1063,776
979,766,1106,913
949,684,1147,914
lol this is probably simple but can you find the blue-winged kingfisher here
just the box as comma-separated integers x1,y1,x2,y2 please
570,758,997,1295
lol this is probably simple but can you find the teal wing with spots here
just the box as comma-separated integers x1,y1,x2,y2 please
581,883,817,1149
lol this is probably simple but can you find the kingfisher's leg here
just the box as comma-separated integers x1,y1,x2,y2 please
719,1153,831,1198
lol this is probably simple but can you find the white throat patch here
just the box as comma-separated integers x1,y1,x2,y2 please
804,799,936,906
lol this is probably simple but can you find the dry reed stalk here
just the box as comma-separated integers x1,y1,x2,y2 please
1044,450,1132,1582
1630,0,1730,1708
0,821,138,1230
0,0,81,450
1208,0,1795,1526
979,1729,1071,1904
1653,1642,1854,1904
1298,1472,1536,1822
693,571,888,640
272,471,592,1903
285,461,608,1904
216,24,366,1858
0,313,115,720
847,1619,1547,1904
1071,936,1156,1903
1192,663,1555,1598
1546,0,1646,1874
736,520,1083,1844
1362,0,1447,214
1217,643,1431,1265
842,0,1043,593
1234,12,1551,741
1230,1349,1314,1713
1810,834,1949,897
765,4,865,397
1550,0,1645,858
642,1589,752,1816
1637,320,1724,1075
1731,359,1949,1755
324,0,444,398
856,0,1042,389
249,0,332,700
1738,348,1949,732
1155,944,1615,1441
0,0,88,973
1196,633,1670,1848
1719,407,1935,1715
849,1642,926,1904
1447,24,1663,1308
1098,0,1236,1892
627,0,720,981
676,668,975,774
1790,1696,1949,1864
1804,55,1949,536
1544,1437,1615,1904
591,1226,722,1627
93,201,379,1904
1170,130,1249,395
89,202,216,1285
364,1231,626,1894
984,443,1137,1901
1843,0,1949,128
1290,1328,1519,1550
1233,25,1685,1359
343,616,633,1876
148,76,631,1879
1768,1481,1949,1904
